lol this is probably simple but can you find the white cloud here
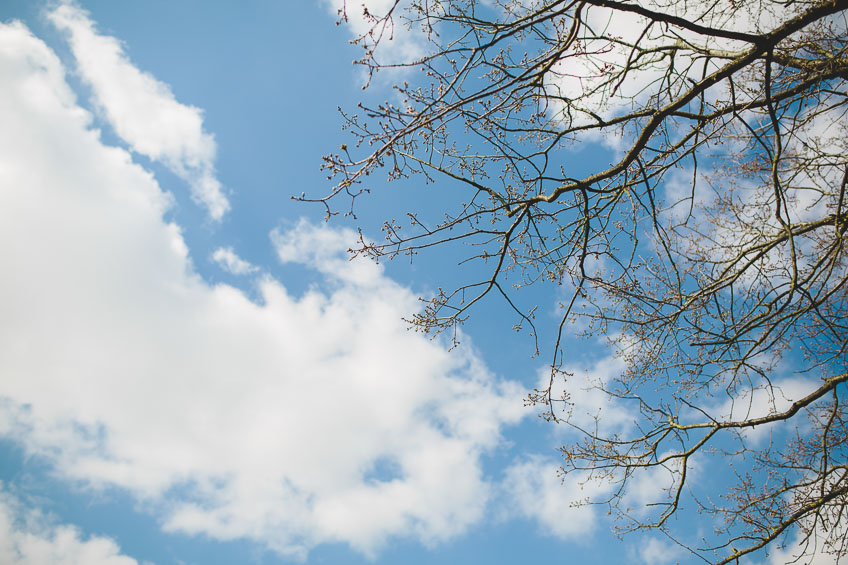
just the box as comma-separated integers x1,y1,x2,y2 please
501,455,611,540
765,522,845,565
621,451,696,521
321,0,427,67
544,353,634,438
710,377,819,446
526,346,709,530
543,0,783,125
0,485,142,565
47,2,230,220
0,19,525,559
212,247,257,275
636,537,684,564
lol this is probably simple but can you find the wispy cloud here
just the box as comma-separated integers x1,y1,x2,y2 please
48,2,230,220
321,0,426,66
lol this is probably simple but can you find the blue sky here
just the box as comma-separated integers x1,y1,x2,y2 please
0,2,827,564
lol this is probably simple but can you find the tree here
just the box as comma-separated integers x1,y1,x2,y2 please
315,0,848,562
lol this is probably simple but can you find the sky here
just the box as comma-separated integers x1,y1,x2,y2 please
0,2,830,565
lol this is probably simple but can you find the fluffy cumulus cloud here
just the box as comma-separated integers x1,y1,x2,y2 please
0,486,142,565
0,18,525,559
635,537,685,565
501,455,611,540
212,246,258,275
47,2,230,220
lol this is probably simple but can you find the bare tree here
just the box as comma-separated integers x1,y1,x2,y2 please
313,0,848,562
